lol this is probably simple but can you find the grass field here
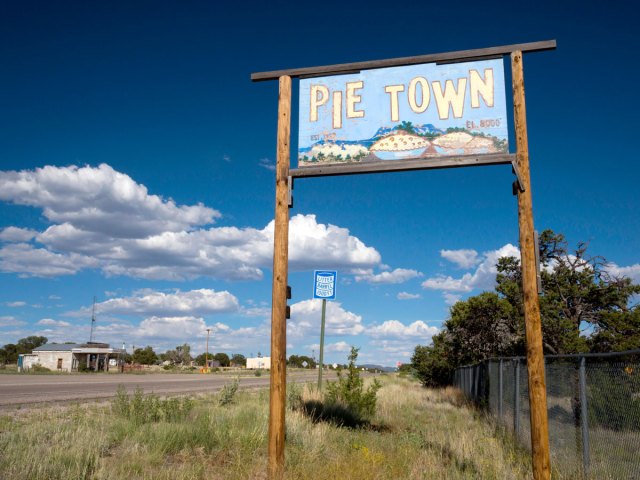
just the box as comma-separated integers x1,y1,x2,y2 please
0,375,536,479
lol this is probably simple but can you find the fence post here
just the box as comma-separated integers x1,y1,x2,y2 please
514,359,521,438
579,356,590,479
499,358,504,420
466,367,470,396
474,365,479,401
466,367,469,396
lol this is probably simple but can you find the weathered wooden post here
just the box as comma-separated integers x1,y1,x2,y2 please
512,50,551,480
267,75,291,479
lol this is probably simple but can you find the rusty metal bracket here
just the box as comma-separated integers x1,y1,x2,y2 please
511,158,525,195
288,175,294,208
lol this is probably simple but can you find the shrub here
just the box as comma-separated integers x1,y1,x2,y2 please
254,369,262,377
218,378,239,406
112,385,193,424
287,382,303,410
324,347,382,422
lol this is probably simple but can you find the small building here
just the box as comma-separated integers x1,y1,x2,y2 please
18,342,126,372
246,356,271,370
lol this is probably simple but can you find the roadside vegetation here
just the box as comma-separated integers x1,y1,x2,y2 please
0,375,536,480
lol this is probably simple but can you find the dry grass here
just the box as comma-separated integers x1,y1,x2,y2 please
0,376,535,479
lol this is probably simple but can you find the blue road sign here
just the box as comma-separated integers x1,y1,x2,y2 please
313,270,337,299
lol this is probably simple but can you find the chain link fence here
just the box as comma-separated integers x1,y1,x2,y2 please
454,350,640,479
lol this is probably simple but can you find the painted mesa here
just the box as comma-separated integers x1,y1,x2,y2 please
298,58,509,166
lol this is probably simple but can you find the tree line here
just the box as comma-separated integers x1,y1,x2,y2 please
128,344,249,367
0,336,48,364
1,337,323,370
411,230,640,386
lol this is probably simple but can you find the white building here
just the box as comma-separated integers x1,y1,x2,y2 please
246,356,271,370
18,343,126,372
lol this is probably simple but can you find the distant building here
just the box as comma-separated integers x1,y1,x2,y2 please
246,356,271,370
18,342,126,372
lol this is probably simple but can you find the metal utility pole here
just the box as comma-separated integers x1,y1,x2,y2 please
89,296,96,343
317,298,327,390
205,328,211,371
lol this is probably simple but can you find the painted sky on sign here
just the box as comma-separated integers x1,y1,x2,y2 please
0,0,638,368
298,59,508,150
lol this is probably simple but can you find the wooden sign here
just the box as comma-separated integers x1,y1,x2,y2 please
252,40,556,480
298,59,508,170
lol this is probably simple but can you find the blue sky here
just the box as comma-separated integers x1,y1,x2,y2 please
1,0,638,366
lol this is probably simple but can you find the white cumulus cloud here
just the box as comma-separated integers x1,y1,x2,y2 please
368,320,439,340
0,164,219,238
0,316,25,327
93,289,239,317
0,227,37,242
5,301,26,307
440,249,479,269
604,262,640,284
355,268,422,284
289,299,365,337
37,318,71,327
307,341,353,354
443,293,462,305
0,164,384,281
136,316,209,340
397,292,421,300
423,244,520,292
0,243,99,277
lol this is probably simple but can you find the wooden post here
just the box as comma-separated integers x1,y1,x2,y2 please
267,75,291,480
511,50,551,480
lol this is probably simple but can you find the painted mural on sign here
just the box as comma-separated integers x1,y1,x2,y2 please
298,59,508,167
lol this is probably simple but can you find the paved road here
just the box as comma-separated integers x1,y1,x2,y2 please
0,371,334,409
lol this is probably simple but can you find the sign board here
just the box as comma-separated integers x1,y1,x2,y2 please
313,270,337,299
298,59,508,169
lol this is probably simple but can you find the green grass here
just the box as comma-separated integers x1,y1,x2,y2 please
0,376,537,479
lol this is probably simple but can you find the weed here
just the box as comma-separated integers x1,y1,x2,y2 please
324,347,382,422
1,376,535,480
112,385,194,424
287,382,303,410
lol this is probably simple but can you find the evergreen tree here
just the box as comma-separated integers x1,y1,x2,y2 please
132,346,158,365
411,230,640,386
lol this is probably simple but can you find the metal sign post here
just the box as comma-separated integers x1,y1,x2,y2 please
318,298,327,390
313,270,337,389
